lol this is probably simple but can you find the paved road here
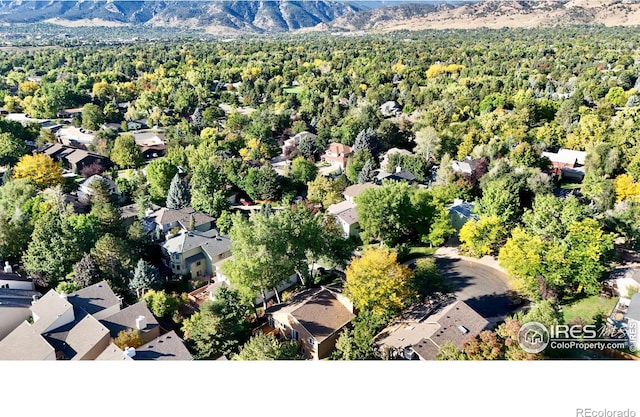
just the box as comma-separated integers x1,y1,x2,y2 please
434,257,516,319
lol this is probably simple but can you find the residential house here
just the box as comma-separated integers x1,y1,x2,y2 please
0,288,41,341
30,289,76,334
161,229,232,279
77,174,121,204
451,156,479,175
322,142,353,170
141,144,166,160
266,287,355,359
133,330,193,360
95,343,134,361
67,281,121,321
0,321,56,360
282,131,317,157
56,107,83,119
327,200,359,238
542,148,587,182
0,269,34,290
380,147,414,172
375,300,488,360
40,143,113,174
100,301,160,344
376,166,417,184
42,310,111,360
120,202,161,230
448,198,478,232
342,182,379,204
145,206,216,236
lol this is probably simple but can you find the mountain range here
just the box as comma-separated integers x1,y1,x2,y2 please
0,1,639,33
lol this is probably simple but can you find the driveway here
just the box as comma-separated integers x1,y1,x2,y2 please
433,254,517,320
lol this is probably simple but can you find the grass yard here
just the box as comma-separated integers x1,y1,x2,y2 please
283,86,303,94
561,295,617,324
560,182,582,190
407,245,437,258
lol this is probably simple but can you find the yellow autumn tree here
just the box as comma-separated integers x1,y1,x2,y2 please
13,153,64,189
344,248,417,318
614,173,640,202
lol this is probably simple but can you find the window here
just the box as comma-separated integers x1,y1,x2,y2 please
291,329,299,341
268,316,274,328
196,261,202,266
308,337,315,345
196,270,202,277
176,265,180,270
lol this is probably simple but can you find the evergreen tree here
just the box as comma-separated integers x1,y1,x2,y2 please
191,107,203,132
166,173,190,210
358,158,376,184
129,258,161,298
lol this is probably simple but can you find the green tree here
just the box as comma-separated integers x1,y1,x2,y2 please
242,165,279,201
0,132,27,167
114,329,144,350
145,158,179,202
344,247,417,319
306,175,342,208
290,156,318,184
233,332,298,360
332,311,386,360
346,149,374,184
81,103,105,131
111,133,143,169
459,215,507,257
166,173,190,210
129,258,161,298
143,289,185,319
189,161,230,217
90,233,134,293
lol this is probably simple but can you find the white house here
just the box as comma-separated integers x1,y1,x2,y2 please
327,200,359,238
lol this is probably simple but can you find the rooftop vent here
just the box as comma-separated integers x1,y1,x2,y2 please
136,315,147,330
124,347,136,358
3,261,12,273
458,325,469,334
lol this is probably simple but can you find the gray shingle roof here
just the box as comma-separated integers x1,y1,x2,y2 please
100,301,159,339
43,310,110,360
0,321,55,360
134,331,193,360
162,229,231,258
0,288,40,309
290,289,355,343
95,343,134,361
67,280,120,317
153,207,215,229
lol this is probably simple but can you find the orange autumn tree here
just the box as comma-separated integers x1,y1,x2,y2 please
344,247,417,319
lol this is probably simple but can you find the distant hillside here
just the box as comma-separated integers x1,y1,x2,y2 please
324,0,640,32
0,0,364,33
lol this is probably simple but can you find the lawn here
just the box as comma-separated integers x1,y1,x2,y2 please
407,245,437,259
283,86,303,94
561,295,617,324
560,182,582,190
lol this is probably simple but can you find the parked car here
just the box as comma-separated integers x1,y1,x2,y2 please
240,198,252,206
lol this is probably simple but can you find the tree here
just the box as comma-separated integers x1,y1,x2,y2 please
297,134,318,160
358,158,375,184
356,181,435,246
332,311,386,360
129,258,161,298
461,330,503,360
166,173,190,210
344,247,417,319
90,233,134,293
143,289,185,319
241,165,279,201
426,204,455,247
413,258,452,297
111,133,143,169
307,175,342,208
614,174,640,202
436,341,468,360
290,156,318,184
13,153,63,189
0,132,27,167
182,288,252,359
459,216,507,257
346,149,374,184
233,333,298,360
114,329,144,350
474,176,522,225
145,158,179,202
414,126,440,162
352,128,378,155
72,253,101,288
81,103,105,131
189,161,230,218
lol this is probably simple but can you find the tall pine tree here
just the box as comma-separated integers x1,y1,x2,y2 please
166,173,190,210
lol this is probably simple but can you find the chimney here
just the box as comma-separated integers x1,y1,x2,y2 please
31,294,39,305
124,347,136,358
3,261,12,273
135,315,147,330
396,166,402,173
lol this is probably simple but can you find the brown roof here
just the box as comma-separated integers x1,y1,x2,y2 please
43,310,110,360
327,142,352,155
343,182,380,199
154,207,215,228
95,342,134,361
268,288,354,343
30,290,74,334
412,301,488,360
